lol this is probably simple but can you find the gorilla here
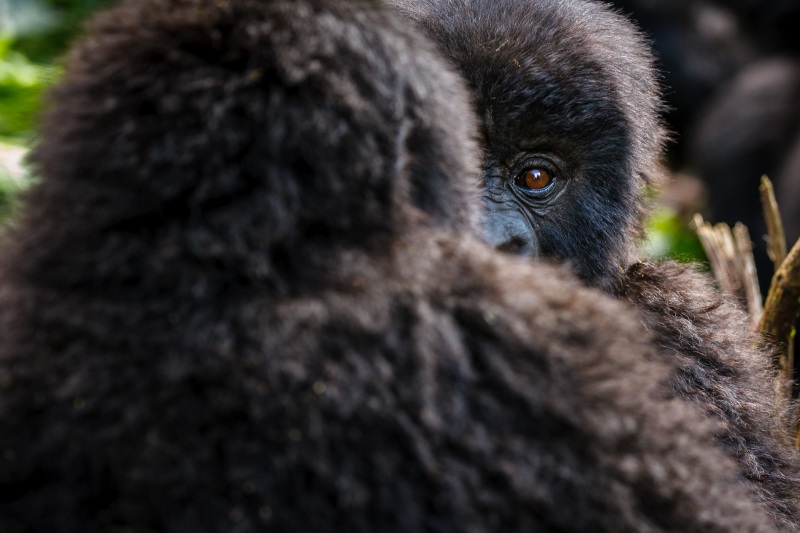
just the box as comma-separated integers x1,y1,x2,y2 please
388,0,800,527
0,0,780,531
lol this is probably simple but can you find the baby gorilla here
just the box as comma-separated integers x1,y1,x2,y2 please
389,0,800,527
0,0,778,531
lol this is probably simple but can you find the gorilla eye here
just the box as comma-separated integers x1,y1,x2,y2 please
515,167,553,191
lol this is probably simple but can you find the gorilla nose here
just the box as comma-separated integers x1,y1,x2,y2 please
481,211,537,257
496,236,529,254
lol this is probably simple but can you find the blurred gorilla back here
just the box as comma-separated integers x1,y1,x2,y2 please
0,0,779,531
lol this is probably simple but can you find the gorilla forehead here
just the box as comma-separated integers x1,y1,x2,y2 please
475,63,630,169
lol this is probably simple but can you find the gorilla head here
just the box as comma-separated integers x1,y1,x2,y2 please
390,0,667,287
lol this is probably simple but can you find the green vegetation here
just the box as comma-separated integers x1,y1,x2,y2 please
642,207,707,264
0,43,53,141
0,0,112,226
1,0,113,141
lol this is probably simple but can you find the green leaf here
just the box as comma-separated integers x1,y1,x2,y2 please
642,207,708,264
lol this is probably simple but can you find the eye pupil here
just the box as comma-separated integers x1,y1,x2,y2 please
518,167,552,190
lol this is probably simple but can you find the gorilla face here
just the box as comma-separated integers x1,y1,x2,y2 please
475,58,632,278
390,0,667,286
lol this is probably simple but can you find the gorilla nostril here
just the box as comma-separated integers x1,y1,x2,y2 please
496,236,528,255
481,210,536,256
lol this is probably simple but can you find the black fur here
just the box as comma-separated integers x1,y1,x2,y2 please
0,0,780,531
389,0,800,528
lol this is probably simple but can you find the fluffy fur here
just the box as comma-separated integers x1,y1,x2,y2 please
389,0,800,528
0,0,779,531
617,261,800,528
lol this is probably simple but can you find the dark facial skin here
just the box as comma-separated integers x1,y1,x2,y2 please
390,0,667,288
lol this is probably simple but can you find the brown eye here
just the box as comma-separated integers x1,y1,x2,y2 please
516,167,552,191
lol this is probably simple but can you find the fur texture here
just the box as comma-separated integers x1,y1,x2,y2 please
0,0,779,531
616,261,800,529
388,0,800,529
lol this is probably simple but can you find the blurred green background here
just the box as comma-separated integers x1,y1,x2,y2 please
0,0,706,263
0,0,112,220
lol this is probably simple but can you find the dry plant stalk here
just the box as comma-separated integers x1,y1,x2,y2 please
761,237,800,446
758,176,797,383
759,237,800,381
695,176,800,445
756,176,800,446
734,223,764,325
693,214,763,328
760,175,787,268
